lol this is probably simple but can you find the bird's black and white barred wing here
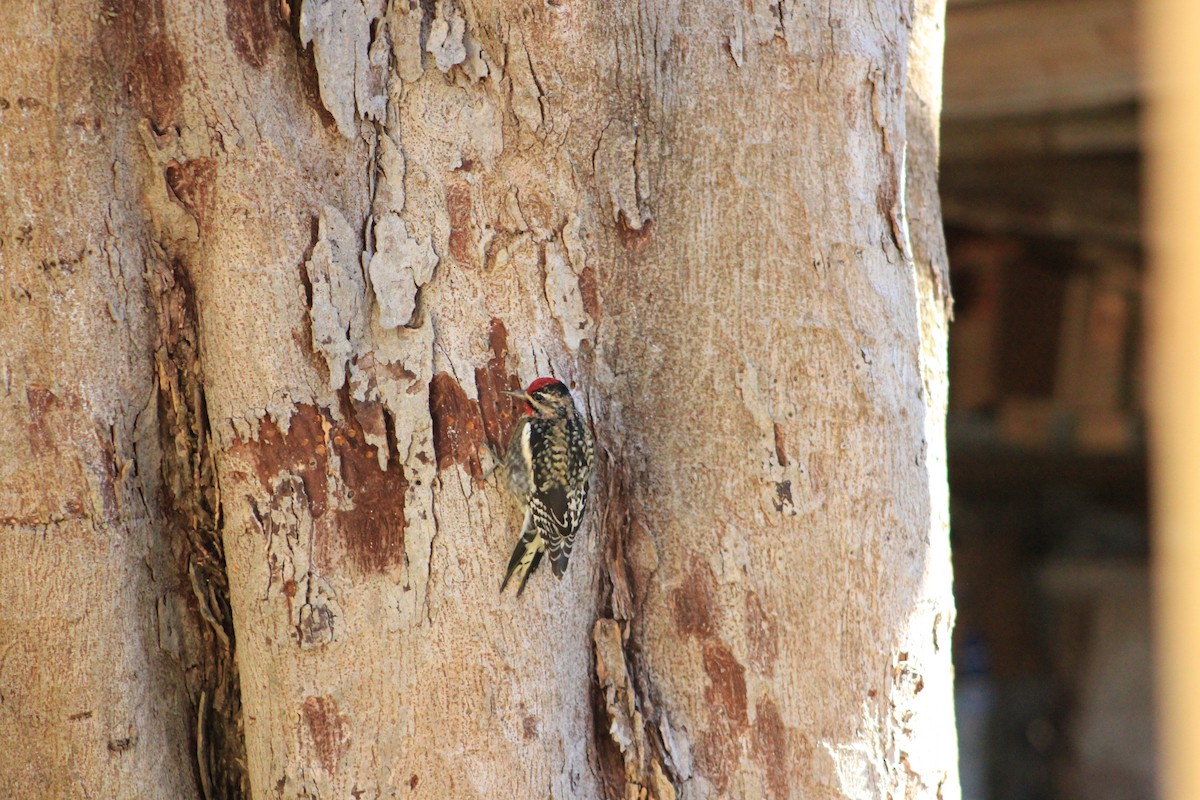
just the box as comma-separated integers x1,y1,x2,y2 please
539,487,574,577
500,507,544,596
545,412,594,576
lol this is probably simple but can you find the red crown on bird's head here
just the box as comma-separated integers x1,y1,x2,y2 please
512,376,568,415
525,376,564,395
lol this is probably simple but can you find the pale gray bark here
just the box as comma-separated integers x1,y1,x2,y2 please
0,4,202,797
0,1,957,798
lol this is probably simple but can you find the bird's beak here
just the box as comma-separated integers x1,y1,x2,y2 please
502,390,530,402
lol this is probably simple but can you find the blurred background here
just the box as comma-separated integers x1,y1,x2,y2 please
940,1,1153,799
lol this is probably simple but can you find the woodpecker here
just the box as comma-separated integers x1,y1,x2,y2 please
499,377,594,595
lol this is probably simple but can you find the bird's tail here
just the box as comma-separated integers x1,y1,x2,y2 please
501,513,544,596
547,534,573,578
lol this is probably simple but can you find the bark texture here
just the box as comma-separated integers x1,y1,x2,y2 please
0,1,956,798
0,4,209,797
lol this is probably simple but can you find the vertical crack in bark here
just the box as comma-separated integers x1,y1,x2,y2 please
150,254,248,799
591,453,679,800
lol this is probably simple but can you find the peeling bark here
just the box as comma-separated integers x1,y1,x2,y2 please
149,252,249,798
1,0,956,797
594,619,678,800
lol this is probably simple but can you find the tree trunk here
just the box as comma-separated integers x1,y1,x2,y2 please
0,4,215,797
0,1,957,798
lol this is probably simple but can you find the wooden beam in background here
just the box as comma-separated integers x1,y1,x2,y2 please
940,155,1141,243
1146,0,1200,795
945,0,1140,119
942,105,1140,162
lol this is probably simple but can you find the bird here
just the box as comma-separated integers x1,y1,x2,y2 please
499,377,595,595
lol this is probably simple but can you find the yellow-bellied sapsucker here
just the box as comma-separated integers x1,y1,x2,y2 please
500,377,594,595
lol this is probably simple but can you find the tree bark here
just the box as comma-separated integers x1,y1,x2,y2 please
0,4,207,797
0,1,957,798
